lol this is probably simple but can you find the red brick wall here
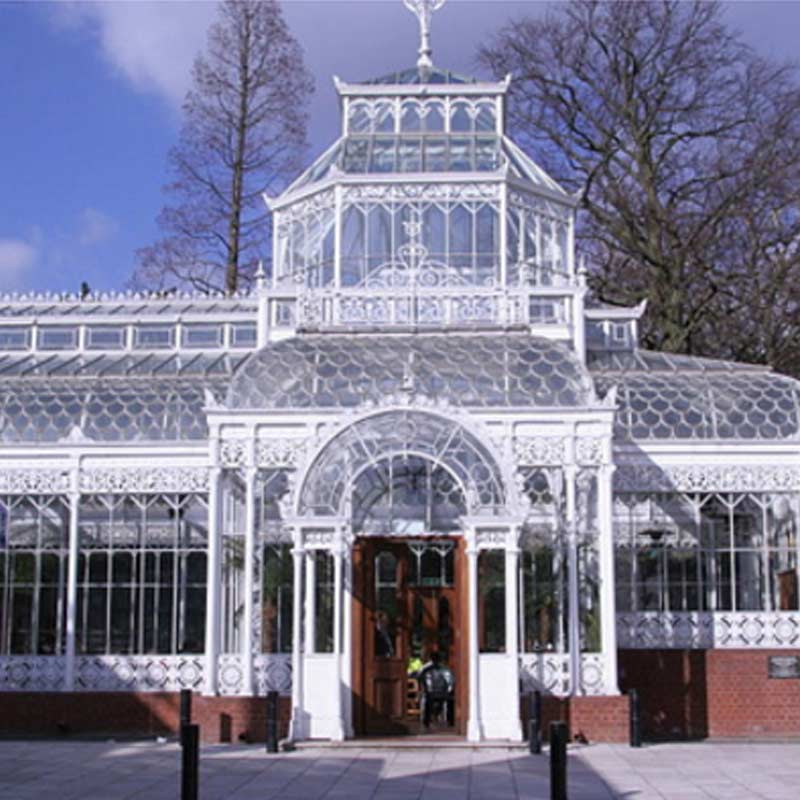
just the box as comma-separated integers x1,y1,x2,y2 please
619,649,800,740
706,649,800,738
0,692,291,744
520,693,630,743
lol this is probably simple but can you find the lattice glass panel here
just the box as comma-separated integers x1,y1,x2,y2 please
229,334,594,411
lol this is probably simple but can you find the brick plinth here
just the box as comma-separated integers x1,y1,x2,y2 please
619,649,800,740
519,693,630,743
0,692,291,744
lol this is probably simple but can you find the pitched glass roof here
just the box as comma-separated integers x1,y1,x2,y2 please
0,353,247,443
285,135,568,197
360,66,478,85
590,349,800,440
228,334,595,410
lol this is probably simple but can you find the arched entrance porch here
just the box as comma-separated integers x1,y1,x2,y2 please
287,409,524,742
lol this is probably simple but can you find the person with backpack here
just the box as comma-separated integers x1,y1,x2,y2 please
416,650,454,728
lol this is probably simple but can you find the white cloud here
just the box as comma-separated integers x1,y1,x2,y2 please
0,239,38,290
78,207,119,246
53,1,217,108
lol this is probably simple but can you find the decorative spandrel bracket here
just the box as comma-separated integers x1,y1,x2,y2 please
403,0,446,76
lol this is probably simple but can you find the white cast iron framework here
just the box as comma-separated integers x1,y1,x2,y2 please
0,0,799,744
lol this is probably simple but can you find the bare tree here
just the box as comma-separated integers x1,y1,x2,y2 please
134,0,313,294
480,0,800,374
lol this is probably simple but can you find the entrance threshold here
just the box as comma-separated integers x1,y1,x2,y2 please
292,737,527,751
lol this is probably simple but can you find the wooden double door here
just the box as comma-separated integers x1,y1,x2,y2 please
352,536,467,736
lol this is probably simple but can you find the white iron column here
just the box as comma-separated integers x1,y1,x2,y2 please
597,465,619,693
241,467,257,694
64,468,80,690
565,466,582,695
331,530,345,741
204,467,223,695
343,546,354,737
466,528,482,742
289,539,305,741
505,528,523,740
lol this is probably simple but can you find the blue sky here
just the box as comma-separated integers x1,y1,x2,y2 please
1,0,798,295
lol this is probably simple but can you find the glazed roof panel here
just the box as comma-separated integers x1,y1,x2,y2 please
590,349,800,441
0,352,246,443
227,334,596,410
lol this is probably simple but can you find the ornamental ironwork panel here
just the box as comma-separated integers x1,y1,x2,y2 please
73,655,205,691
617,612,800,649
0,656,66,691
519,653,606,696
254,654,292,696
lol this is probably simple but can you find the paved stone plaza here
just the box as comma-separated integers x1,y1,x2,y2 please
0,739,798,800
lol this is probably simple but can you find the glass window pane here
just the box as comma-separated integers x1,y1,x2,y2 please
182,324,222,349
479,550,505,652
38,327,78,350
134,325,174,349
0,326,30,350
261,545,292,654
314,551,334,653
86,326,126,350
231,323,257,347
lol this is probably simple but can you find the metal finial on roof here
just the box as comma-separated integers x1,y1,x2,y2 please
403,0,446,79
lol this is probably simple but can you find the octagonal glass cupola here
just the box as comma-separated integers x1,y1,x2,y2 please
261,7,583,346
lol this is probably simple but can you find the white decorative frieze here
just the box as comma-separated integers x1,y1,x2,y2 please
617,611,800,650
475,528,509,548
80,467,209,494
514,437,567,466
0,469,71,495
614,464,800,493
341,182,500,204
73,655,205,691
575,437,605,465
220,439,248,468
256,439,304,468
303,529,336,549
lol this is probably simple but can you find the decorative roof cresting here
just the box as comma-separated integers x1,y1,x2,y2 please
403,0,447,79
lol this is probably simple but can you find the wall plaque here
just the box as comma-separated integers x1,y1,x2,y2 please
768,655,800,679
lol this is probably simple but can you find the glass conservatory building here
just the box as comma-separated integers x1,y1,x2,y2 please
1,47,799,743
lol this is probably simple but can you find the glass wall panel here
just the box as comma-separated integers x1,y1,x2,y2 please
261,544,293,654
76,494,208,655
614,492,800,612
314,551,334,653
521,544,562,652
0,496,69,655
478,550,505,652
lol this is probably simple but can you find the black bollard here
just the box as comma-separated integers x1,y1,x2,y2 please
180,689,192,746
266,690,279,753
181,723,199,800
528,690,542,755
629,688,642,748
549,721,568,800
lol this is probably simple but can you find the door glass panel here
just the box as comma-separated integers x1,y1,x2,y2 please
375,551,398,657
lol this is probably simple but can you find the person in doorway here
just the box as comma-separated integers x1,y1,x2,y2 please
416,650,455,728
375,610,395,658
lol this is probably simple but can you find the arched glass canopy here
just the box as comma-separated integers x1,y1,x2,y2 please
298,410,505,516
228,334,596,410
